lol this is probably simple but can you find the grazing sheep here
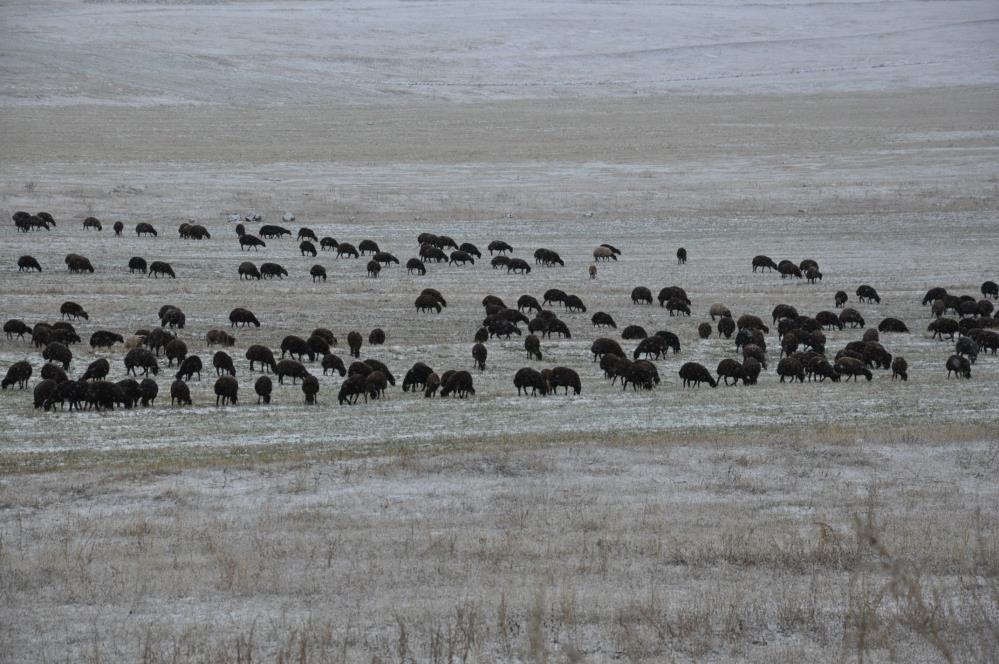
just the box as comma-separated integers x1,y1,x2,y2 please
772,304,798,324
474,327,489,343
777,261,802,279
373,251,400,267
368,328,385,345
780,333,799,358
665,298,690,316
88,330,123,349
280,335,315,362
814,311,843,331
922,287,947,306
239,234,266,251
302,375,320,404
956,337,979,364
805,267,823,283
4,319,30,340
679,362,717,388
213,351,236,377
113,221,123,235
42,341,72,370
34,379,58,409
420,245,448,263
834,357,872,382
167,380,190,406
835,291,848,308
740,357,761,385
535,248,564,266
135,222,157,237
546,366,580,395
65,254,95,273
234,224,245,237
514,367,548,396
260,263,288,279
506,258,532,274
856,285,881,304
488,240,513,255
590,338,624,362
839,308,866,329
945,354,971,379
621,325,647,341
297,227,317,241
593,246,616,261
160,307,186,329
245,344,278,372
148,261,176,278
543,289,567,307
631,287,653,305
658,286,690,307
347,331,363,358
59,301,88,321
878,318,909,333
402,362,434,392
17,255,42,272
336,243,359,259
338,374,368,405
592,312,616,329
83,217,102,231
709,304,731,320
124,348,158,376
752,255,778,272
467,342,487,371
459,243,481,259
978,330,999,354
321,237,338,251
406,258,427,275
238,262,261,280
622,361,660,391
415,294,442,313
128,256,148,274
633,336,670,360
742,344,767,370
310,264,327,282
715,317,735,339
259,225,291,239
366,260,382,277
982,281,998,300
229,308,260,328
514,295,540,314
927,318,959,340
440,370,474,398
698,322,712,339
175,355,203,381
322,353,347,377
449,250,475,266
419,288,447,308
138,378,158,406
564,295,587,313
164,339,187,366
358,239,380,255
522,334,543,361
144,328,175,357
274,359,308,385
204,330,235,348
737,314,769,333
214,376,239,405
300,241,317,257
676,247,687,264
589,265,597,279
776,357,805,383
2,361,33,389
181,223,210,240
489,320,522,339
716,359,743,386
891,357,908,381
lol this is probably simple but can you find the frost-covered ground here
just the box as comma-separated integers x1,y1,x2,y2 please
2,0,999,661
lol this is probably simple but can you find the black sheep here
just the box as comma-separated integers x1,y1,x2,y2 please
255,376,273,404
176,355,203,381
213,351,236,376
171,379,192,405
679,362,717,388
214,376,239,405
1,361,32,389
472,343,487,371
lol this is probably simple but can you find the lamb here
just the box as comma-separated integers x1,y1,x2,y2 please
676,247,687,264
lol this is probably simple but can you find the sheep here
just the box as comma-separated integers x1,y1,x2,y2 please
334,331,358,360
742,344,768,370
665,298,690,317
440,370,475,398
631,287,653,305
878,318,909,333
34,379,59,409
65,254,95,273
956,337,979,364
366,260,382,277
214,376,239,405
622,361,660,391
338,374,368,405
238,262,261,280
59,301,88,321
402,362,434,392
716,359,743,386
589,264,597,279
548,367,581,395
300,241,317,257
459,243,481,258
740,357,761,385
978,330,999,354
778,261,802,279
489,320,522,339
321,237,338,251
135,222,157,237
488,240,513,255
312,328,338,347
590,338,624,362
515,295,541,313
982,281,998,300
124,334,146,351
239,235,266,251
273,359,307,385
658,286,690,307
207,329,237,346
17,255,42,272
181,223,210,240
776,357,805,383
922,287,947,306
260,263,288,279
358,239,380,255
127,256,148,274
124,348,159,376
737,315,769,334
213,351,236,377
772,304,798,324
116,379,142,408
296,227,317,241
633,336,671,360
301,374,320,404
374,251,400,266
365,371,388,400
414,294,442,313
421,288,447,308
248,375,271,404
856,285,881,304
234,223,246,237
160,307,186,329
709,304,731,320
514,367,548,396
928,318,959,340
698,322,712,339
175,355,203,381
280,335,315,362
322,353,347,377
835,291,849,308
229,308,260,328
166,379,191,406
164,339,188,366
736,328,767,352
834,357,872,382
259,225,291,239
2,361,33,390
780,333,800,358
4,319,31,340
83,217,102,231
593,246,616,261
564,295,587,313
420,245,448,262
309,265,327,282
42,341,72,370
592,312,616,329
449,250,475,266
336,243,360,259
41,364,69,385
752,255,778,272
621,325,647,340
535,248,564,266
676,247,687,264
543,289,567,307
138,378,158,406
891,357,908,381
524,334,542,361
406,258,427,275
148,261,176,278
978,300,994,317
467,343,487,371
506,258,532,274
144,328,175,356
679,362,717,388
945,354,971,379
805,268,823,283
600,243,621,256
839,308,866,329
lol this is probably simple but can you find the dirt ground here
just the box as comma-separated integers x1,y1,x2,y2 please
1,0,998,661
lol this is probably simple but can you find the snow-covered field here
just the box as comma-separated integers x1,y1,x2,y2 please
1,0,998,661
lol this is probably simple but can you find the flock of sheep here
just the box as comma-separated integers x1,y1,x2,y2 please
4,210,999,412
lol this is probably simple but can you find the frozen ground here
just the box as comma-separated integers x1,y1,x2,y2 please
1,1,998,661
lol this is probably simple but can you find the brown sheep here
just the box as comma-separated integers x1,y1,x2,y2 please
207,329,236,346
